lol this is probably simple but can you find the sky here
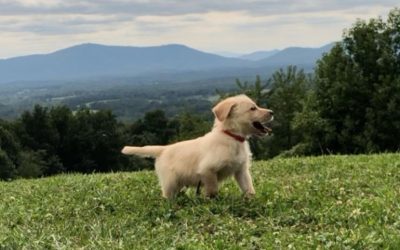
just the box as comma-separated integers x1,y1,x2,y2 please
0,0,398,59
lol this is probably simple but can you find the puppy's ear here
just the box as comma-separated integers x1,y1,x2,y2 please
212,99,236,122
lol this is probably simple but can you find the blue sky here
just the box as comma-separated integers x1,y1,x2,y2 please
0,0,398,58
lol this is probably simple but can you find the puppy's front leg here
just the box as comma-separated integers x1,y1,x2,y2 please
235,169,255,197
200,171,218,198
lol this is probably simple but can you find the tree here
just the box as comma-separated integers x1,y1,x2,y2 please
65,109,125,173
127,109,177,146
267,66,310,151
291,90,330,155
235,75,269,106
16,151,45,179
0,125,20,180
0,149,16,180
251,66,310,158
49,106,73,168
171,111,211,142
18,105,60,153
0,122,47,179
0,126,20,165
309,8,400,154
15,105,64,175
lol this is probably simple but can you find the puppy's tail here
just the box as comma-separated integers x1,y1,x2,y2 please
121,145,165,158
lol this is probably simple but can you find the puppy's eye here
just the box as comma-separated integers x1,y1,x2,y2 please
250,106,257,111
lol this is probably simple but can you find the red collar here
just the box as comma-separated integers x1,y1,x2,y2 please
222,130,246,143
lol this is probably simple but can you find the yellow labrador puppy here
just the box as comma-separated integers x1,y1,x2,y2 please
122,94,273,198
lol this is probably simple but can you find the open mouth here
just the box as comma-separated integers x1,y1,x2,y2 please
252,121,272,135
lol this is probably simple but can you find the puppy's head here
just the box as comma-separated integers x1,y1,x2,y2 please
212,95,273,136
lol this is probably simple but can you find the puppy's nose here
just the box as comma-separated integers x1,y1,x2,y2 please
269,110,274,116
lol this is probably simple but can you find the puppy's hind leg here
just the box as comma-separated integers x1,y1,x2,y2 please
155,160,177,199
161,181,179,199
196,181,202,196
157,170,180,199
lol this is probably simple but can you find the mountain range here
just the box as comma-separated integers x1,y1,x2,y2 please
0,43,335,84
239,50,280,61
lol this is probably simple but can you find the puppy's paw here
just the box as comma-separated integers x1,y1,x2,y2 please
244,191,255,199
205,192,218,199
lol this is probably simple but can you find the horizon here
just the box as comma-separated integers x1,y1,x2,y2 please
0,41,335,60
0,1,398,59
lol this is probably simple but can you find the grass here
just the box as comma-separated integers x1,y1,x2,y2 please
1,154,400,249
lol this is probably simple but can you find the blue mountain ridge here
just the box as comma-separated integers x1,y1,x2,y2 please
0,42,335,83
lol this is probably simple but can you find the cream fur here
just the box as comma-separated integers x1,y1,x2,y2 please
122,94,273,198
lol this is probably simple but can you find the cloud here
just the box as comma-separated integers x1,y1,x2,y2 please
1,0,398,16
0,0,398,58
0,13,133,35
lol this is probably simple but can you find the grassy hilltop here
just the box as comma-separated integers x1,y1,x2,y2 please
1,154,400,249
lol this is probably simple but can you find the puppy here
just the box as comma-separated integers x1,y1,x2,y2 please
122,94,273,198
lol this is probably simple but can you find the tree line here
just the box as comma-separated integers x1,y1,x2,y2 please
0,105,214,180
239,8,400,157
1,8,399,180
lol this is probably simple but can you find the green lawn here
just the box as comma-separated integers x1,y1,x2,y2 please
1,154,400,249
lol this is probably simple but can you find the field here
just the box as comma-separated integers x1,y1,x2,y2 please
1,154,400,249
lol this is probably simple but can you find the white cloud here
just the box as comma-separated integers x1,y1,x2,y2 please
0,1,398,58
15,0,63,7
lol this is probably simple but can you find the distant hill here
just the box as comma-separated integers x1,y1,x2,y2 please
214,51,244,58
0,43,335,84
0,44,248,83
240,49,280,61
258,43,335,67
